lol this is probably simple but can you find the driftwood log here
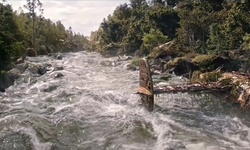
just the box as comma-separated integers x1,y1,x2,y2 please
154,83,231,94
137,58,154,112
136,59,250,111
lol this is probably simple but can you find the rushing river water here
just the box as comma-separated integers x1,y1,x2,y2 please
0,51,250,150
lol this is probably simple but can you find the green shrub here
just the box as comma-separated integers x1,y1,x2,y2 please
127,57,142,70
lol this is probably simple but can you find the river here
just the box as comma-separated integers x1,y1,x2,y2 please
0,51,250,150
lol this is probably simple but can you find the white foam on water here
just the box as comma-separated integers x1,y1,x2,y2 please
10,126,52,150
1,51,250,149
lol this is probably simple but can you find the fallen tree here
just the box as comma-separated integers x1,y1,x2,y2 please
136,59,250,111
153,83,232,94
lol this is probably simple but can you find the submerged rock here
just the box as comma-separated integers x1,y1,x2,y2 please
100,60,114,66
42,85,59,92
38,65,47,75
27,63,50,75
27,64,39,74
56,54,63,60
53,66,64,71
54,73,64,78
16,62,29,73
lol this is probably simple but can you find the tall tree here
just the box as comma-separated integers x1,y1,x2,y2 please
176,1,215,53
0,3,24,70
23,0,43,49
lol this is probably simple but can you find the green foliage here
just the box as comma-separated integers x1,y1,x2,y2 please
0,3,24,70
176,1,215,53
207,23,227,54
91,0,250,59
127,57,142,70
141,29,168,54
23,0,43,49
92,0,179,56
243,34,250,51
14,11,89,54
0,2,89,71
146,6,179,39
221,1,250,50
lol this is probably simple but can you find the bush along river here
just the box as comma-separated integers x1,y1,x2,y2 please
0,51,250,150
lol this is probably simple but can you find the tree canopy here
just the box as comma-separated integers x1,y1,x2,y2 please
90,0,250,57
0,1,89,71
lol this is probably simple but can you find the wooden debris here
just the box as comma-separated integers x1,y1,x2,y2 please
137,57,250,111
135,87,153,96
138,58,154,112
237,88,250,108
154,83,232,94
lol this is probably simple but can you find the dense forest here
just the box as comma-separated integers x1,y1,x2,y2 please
2,0,250,72
0,0,89,71
90,0,250,59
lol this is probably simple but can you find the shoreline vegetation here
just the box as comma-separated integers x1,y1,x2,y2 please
0,1,89,72
0,1,89,90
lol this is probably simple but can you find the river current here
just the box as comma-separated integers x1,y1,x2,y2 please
0,51,250,150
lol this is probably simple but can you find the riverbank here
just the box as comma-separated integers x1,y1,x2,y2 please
131,42,250,110
0,53,65,92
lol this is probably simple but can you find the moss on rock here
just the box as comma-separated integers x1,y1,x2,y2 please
164,57,188,70
191,71,222,83
192,54,217,71
191,70,202,83
200,72,222,82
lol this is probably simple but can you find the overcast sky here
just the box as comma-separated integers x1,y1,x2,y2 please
7,0,129,36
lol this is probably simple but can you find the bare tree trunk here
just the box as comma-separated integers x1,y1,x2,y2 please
32,3,36,49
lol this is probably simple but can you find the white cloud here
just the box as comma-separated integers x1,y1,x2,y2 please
7,0,129,36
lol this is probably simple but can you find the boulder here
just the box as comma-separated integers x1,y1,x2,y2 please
15,57,25,64
26,48,37,57
7,68,21,79
27,63,50,75
38,65,47,75
192,55,241,72
16,62,29,73
0,68,22,90
165,57,199,76
27,64,39,74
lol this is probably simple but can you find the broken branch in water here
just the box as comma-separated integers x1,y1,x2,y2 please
153,82,232,94
137,58,250,111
